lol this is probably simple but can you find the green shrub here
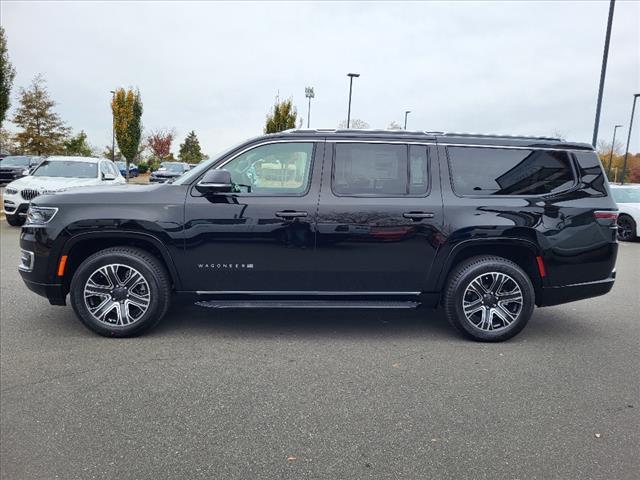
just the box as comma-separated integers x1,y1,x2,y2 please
137,161,149,174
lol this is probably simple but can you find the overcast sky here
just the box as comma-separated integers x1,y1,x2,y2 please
2,0,639,155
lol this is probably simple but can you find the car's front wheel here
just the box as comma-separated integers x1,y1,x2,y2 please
617,214,637,242
6,214,25,227
443,256,535,342
69,247,171,337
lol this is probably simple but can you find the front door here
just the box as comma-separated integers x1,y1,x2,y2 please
314,140,444,293
181,140,324,292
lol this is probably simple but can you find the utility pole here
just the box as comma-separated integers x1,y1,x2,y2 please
620,94,639,185
346,73,360,128
305,87,315,128
110,90,116,162
404,110,411,130
592,0,616,146
606,124,623,176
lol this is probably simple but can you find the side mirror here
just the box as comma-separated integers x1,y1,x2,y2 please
196,169,234,194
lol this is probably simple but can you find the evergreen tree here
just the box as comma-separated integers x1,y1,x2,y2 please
178,130,204,164
13,75,70,155
63,130,93,156
0,26,16,127
265,98,297,133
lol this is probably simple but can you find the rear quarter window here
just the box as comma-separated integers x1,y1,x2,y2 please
447,146,575,196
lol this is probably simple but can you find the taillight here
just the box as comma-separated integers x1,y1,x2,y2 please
594,211,618,220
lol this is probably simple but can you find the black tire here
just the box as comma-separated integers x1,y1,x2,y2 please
443,256,535,342
69,246,171,337
6,214,25,227
617,214,636,242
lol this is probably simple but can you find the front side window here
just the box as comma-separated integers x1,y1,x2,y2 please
223,142,314,195
447,147,575,196
332,143,429,196
32,160,98,179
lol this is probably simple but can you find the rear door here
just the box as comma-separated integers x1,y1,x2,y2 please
314,139,444,293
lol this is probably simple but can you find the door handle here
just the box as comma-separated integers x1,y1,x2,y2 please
403,212,434,220
276,211,308,218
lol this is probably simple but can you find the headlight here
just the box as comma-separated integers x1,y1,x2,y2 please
4,187,18,195
21,169,30,176
25,206,59,225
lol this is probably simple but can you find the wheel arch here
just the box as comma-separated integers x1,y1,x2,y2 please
60,231,182,293
434,238,544,302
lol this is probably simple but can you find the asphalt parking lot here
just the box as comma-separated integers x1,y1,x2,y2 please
0,221,638,480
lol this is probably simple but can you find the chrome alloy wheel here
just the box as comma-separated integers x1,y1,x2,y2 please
83,264,151,326
462,272,524,331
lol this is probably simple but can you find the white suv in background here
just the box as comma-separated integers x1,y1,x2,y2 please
2,156,125,226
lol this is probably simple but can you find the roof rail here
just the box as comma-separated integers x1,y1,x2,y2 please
442,132,562,141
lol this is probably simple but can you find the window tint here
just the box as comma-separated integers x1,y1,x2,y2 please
333,143,429,196
223,142,314,195
447,147,575,196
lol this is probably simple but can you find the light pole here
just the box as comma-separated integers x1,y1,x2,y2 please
620,93,640,185
110,90,116,162
404,110,411,130
592,0,616,146
606,124,623,176
305,87,315,128
346,73,360,128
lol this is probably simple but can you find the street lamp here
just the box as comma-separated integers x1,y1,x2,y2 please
606,124,623,176
592,0,616,146
620,93,640,185
346,73,360,128
110,90,116,162
404,110,411,130
305,87,315,128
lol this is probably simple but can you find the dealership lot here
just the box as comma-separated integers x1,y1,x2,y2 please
0,222,638,479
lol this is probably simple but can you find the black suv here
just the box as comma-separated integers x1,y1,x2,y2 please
18,130,618,341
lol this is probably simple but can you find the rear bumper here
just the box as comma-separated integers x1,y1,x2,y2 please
537,272,615,307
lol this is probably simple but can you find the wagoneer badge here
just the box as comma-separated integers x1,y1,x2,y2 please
198,263,254,269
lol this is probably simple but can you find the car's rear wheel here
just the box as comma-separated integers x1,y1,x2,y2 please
617,214,636,242
69,247,171,337
443,256,535,342
6,214,25,227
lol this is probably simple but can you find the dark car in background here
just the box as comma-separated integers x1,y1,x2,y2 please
149,161,190,183
115,161,139,177
0,156,42,184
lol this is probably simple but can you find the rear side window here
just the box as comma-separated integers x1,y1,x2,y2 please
333,143,429,196
447,147,575,196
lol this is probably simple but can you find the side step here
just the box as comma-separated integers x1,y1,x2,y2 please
195,300,420,309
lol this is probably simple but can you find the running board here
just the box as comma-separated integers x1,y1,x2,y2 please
195,300,420,309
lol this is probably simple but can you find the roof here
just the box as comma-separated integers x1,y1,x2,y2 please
46,156,105,163
268,129,593,150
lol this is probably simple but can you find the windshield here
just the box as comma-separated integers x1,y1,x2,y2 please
32,160,98,178
0,156,32,167
612,187,640,203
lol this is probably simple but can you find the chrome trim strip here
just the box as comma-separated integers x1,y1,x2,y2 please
437,143,591,153
326,139,436,146
195,290,421,296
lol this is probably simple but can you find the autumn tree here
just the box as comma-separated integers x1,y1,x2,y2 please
147,128,175,160
0,27,16,127
111,87,143,180
338,118,369,129
178,130,204,164
13,75,70,155
63,130,93,156
265,98,297,133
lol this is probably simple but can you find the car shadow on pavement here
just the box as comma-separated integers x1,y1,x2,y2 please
151,303,458,341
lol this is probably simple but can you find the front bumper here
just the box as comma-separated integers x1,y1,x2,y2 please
20,277,67,305
3,200,28,217
537,271,616,307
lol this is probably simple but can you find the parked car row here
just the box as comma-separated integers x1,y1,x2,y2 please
149,162,191,183
0,156,43,183
3,156,126,226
